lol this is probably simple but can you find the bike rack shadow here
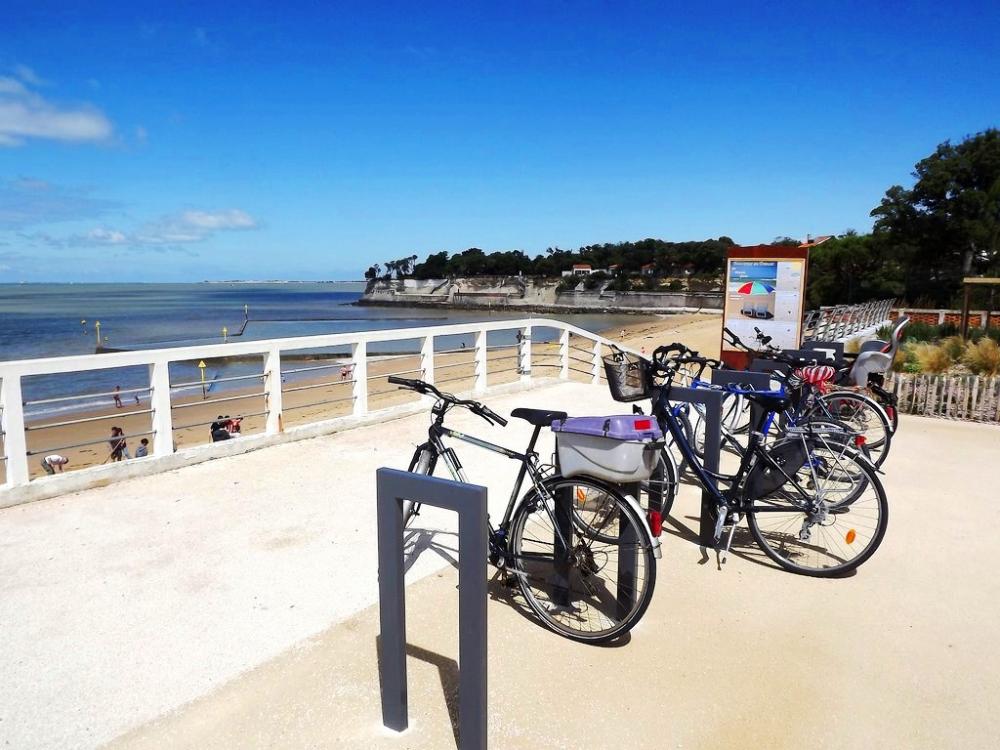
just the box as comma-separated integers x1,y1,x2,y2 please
485,572,633,648
375,635,461,749
403,527,459,574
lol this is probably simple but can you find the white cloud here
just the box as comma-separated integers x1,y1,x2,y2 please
36,209,261,249
0,73,113,147
14,64,48,87
86,227,128,244
0,177,120,228
179,209,257,231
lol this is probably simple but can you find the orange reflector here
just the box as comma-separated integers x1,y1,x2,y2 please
576,487,586,503
845,529,857,544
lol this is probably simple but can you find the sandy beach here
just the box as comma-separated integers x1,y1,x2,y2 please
13,313,722,482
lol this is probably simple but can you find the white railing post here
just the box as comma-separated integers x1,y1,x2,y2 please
474,329,487,394
559,329,570,379
421,335,435,386
591,338,602,384
352,341,368,417
149,361,174,457
1,373,29,486
519,325,531,383
264,348,283,435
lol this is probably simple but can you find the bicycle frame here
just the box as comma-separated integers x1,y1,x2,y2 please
421,421,551,532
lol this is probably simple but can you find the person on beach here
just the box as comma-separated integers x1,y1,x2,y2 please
135,438,149,458
620,328,626,341
211,416,231,442
226,416,243,436
340,365,350,381
109,426,128,461
41,454,69,474
113,385,123,409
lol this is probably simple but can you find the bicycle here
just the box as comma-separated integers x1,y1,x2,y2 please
389,375,660,643
725,328,894,466
604,348,889,576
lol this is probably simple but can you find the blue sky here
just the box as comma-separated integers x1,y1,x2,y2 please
1,1,998,282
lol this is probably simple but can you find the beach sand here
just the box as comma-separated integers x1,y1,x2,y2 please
10,313,722,482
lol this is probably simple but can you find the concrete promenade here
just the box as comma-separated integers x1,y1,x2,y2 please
2,381,999,748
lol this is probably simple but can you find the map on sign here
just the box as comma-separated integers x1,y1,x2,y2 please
722,258,806,352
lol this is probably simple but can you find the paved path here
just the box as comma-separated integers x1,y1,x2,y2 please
3,381,999,748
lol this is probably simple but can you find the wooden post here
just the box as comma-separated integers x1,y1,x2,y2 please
559,329,569,380
519,325,531,383
0,373,29,486
474,329,487,394
352,341,368,417
591,338,602,385
420,335,435,386
961,283,972,339
264,348,283,435
149,361,174,457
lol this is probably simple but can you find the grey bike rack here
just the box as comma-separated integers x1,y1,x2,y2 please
376,468,488,750
664,386,723,546
711,369,774,474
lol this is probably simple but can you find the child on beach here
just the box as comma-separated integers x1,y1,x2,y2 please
41,455,69,474
113,385,123,408
135,438,149,458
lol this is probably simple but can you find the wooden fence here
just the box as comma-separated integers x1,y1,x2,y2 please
890,374,1000,422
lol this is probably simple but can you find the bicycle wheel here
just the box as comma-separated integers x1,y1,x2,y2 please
723,392,752,434
509,476,656,643
745,442,888,576
814,391,892,467
642,448,678,517
403,445,435,527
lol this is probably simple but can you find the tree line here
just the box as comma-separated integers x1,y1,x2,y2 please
365,129,1000,308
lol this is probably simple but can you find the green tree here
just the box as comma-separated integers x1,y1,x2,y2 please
806,233,904,307
872,129,1000,304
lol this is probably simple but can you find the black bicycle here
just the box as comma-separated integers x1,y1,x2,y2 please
389,376,659,643
605,349,889,576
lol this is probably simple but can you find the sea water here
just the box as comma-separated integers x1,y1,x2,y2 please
0,283,642,419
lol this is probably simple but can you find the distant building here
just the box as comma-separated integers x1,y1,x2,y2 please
799,235,833,249
562,263,600,277
608,264,621,275
641,263,656,276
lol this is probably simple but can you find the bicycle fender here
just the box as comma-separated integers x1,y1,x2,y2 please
620,492,662,559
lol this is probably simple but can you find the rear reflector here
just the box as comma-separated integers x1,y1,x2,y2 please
845,529,857,544
854,435,867,447
634,418,653,431
647,510,663,536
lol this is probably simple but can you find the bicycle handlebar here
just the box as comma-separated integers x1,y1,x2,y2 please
387,376,508,426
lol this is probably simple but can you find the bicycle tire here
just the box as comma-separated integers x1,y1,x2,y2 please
403,445,435,527
642,448,678,517
509,475,656,643
812,391,892,467
745,446,888,577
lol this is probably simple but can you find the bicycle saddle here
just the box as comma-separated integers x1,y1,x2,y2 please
795,364,836,386
510,408,569,427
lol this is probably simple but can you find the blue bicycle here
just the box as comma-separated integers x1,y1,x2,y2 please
605,346,888,576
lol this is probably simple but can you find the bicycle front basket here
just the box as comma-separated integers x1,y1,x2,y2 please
602,351,653,402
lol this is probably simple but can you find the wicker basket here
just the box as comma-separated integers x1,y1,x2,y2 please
603,351,654,402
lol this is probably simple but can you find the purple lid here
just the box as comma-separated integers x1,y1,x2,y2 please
552,415,662,441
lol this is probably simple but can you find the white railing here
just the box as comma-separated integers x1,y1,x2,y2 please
0,317,611,499
802,299,894,342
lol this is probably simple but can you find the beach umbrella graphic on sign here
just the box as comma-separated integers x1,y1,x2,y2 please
736,281,775,295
